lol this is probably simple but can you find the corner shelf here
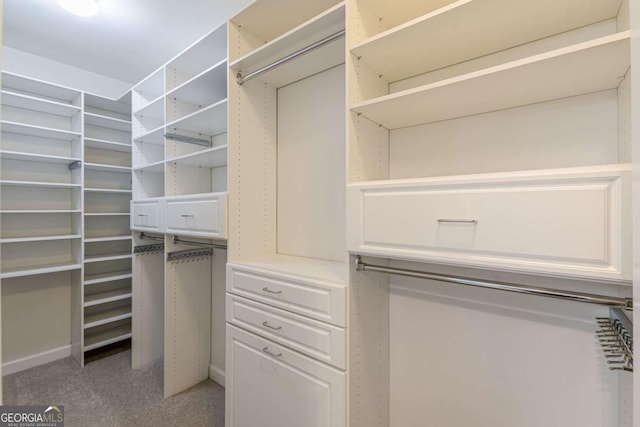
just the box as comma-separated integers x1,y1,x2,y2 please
352,32,630,129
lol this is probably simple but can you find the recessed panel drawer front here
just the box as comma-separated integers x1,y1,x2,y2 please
131,201,161,230
226,324,346,427
165,194,227,238
227,265,347,327
227,294,346,369
349,167,630,279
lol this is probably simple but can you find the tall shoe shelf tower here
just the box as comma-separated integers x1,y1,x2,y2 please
130,24,229,398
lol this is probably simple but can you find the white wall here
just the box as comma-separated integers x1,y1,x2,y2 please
2,46,131,99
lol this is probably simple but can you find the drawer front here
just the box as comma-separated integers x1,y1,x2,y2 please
131,201,161,231
165,194,227,238
227,265,346,327
226,324,346,427
227,294,346,369
348,167,630,280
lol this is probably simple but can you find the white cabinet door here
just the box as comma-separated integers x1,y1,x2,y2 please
165,193,227,238
226,324,346,427
348,165,631,280
131,200,162,231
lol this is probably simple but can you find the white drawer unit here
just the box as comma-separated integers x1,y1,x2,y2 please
226,294,346,369
131,200,162,231
226,324,346,427
348,165,631,281
164,193,227,239
227,264,347,327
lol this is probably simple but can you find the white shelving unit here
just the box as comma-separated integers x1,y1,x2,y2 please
75,93,133,365
130,23,229,398
226,1,347,425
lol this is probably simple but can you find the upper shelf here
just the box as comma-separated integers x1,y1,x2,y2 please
351,0,623,83
132,67,164,110
132,94,163,119
1,150,80,165
2,90,81,118
84,113,132,133
165,99,227,137
1,120,81,141
2,72,81,105
352,32,630,129
165,60,227,108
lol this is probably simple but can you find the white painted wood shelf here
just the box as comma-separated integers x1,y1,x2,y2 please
84,252,133,263
84,112,132,132
2,71,81,104
166,146,227,168
84,188,132,194
0,234,82,243
83,325,132,352
352,32,630,129
165,59,227,108
0,180,81,189
165,99,227,137
84,163,131,173
84,306,132,329
133,161,164,173
84,138,132,153
84,235,132,243
84,271,133,286
133,126,164,144
1,262,82,279
84,291,133,307
2,90,81,117
0,150,80,164
1,120,81,141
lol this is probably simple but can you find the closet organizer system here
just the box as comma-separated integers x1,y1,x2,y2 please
0,72,133,371
129,25,229,398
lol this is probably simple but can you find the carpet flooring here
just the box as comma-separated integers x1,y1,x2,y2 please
3,348,225,426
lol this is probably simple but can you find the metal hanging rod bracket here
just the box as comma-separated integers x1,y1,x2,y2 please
236,29,346,85
68,161,81,171
164,133,210,147
139,232,164,242
167,248,213,262
134,244,164,254
172,235,228,250
354,256,633,310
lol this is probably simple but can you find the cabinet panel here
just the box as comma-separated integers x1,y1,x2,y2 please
348,166,631,280
131,200,161,231
227,294,346,369
165,194,227,238
226,325,345,427
227,264,346,326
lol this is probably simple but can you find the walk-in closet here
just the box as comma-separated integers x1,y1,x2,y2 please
1,0,640,426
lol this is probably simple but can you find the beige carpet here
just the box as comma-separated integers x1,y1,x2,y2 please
3,349,225,426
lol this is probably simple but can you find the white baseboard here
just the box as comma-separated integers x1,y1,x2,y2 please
209,364,225,387
3,345,71,376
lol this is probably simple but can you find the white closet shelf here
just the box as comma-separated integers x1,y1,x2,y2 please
2,90,81,117
84,188,132,194
352,32,630,129
0,262,82,279
84,138,132,153
133,68,164,105
351,0,622,82
84,252,133,263
84,235,133,243
84,163,131,173
165,59,227,108
84,307,132,330
85,94,131,118
165,99,227,137
133,126,164,145
132,94,164,120
166,145,228,168
0,150,81,165
1,120,81,141
84,271,133,286
2,72,81,104
0,210,81,214
231,3,344,74
84,112,132,132
0,234,82,244
133,161,164,173
230,0,343,60
83,324,131,352
229,255,348,285
84,290,132,308
84,212,130,216
0,180,81,189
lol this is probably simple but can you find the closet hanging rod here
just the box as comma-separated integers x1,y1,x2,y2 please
354,256,633,310
236,29,345,85
139,232,164,242
172,235,227,250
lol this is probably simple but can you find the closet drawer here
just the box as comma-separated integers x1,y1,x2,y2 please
165,193,227,238
227,264,346,327
348,166,631,280
226,324,346,427
227,294,346,369
131,200,161,231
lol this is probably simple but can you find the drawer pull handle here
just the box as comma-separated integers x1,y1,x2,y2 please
262,287,282,295
262,321,282,331
437,219,477,224
262,347,283,358
181,214,195,218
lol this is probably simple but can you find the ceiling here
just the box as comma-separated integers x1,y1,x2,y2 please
3,0,252,85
